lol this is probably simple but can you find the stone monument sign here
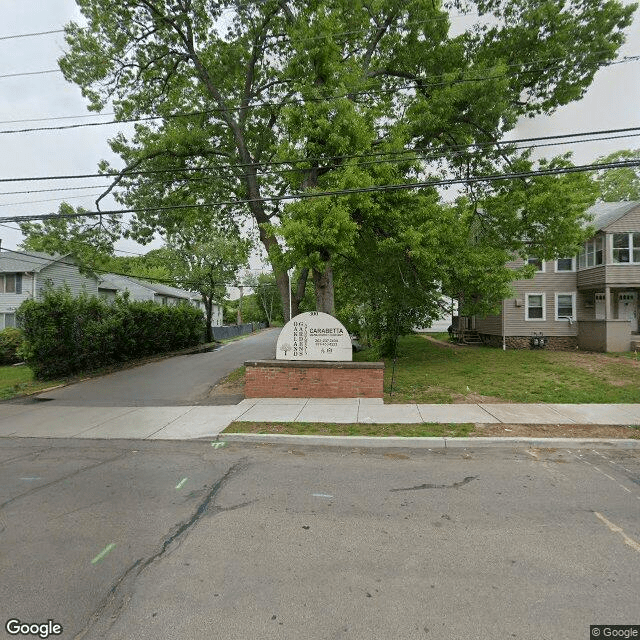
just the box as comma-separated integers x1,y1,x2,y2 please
276,311,352,361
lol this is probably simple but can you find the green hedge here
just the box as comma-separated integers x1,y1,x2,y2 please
0,328,23,365
17,288,205,379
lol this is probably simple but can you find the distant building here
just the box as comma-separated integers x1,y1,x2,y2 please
0,249,223,330
466,201,640,352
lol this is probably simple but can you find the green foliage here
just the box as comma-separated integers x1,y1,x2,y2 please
593,149,640,202
0,328,24,366
243,273,284,326
17,287,205,379
19,202,120,272
58,0,637,321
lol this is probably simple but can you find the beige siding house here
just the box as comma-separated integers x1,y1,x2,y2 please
471,201,640,352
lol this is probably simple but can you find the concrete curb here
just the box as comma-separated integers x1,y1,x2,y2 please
219,433,640,449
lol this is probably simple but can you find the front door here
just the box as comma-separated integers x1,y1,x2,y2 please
618,292,638,332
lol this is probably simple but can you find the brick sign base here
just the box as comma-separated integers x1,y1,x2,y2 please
244,360,384,398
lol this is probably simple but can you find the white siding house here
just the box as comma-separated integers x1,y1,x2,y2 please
98,274,223,326
0,249,223,329
0,250,98,329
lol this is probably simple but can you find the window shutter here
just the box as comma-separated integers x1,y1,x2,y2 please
15,274,22,294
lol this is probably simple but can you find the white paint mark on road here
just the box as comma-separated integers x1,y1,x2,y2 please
570,452,635,495
312,494,334,498
91,543,116,565
19,477,42,481
526,450,539,459
592,466,633,493
594,512,640,553
593,466,617,482
175,477,188,490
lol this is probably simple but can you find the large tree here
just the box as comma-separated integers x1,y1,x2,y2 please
161,234,250,341
59,0,635,321
593,149,640,202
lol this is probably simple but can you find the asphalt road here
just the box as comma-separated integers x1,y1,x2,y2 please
0,439,638,640
32,328,280,407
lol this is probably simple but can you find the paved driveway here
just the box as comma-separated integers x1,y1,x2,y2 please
31,328,280,407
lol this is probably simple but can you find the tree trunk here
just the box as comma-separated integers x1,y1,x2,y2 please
204,296,213,343
312,263,335,315
275,268,309,322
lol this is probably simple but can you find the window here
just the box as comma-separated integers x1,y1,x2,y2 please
1,274,22,294
595,236,603,265
635,233,640,263
0,313,16,329
527,257,544,271
556,257,574,272
613,233,630,263
579,237,604,268
555,293,576,321
526,293,545,320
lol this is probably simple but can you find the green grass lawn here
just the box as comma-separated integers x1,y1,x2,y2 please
355,334,640,404
0,365,65,400
224,421,474,437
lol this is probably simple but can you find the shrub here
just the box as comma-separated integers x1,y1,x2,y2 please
0,327,24,365
17,287,205,379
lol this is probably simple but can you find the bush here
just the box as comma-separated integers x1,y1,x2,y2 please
17,287,205,379
0,327,24,365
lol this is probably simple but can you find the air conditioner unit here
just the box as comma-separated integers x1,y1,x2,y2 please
514,299,523,307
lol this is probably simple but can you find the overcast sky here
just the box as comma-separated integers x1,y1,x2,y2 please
1,0,639,260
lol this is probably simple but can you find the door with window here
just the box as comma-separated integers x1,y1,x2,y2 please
618,292,638,332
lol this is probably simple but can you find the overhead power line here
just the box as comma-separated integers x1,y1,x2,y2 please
0,126,639,186
0,69,60,79
0,113,114,125
1,52,638,126
0,184,111,196
0,29,64,41
1,159,638,225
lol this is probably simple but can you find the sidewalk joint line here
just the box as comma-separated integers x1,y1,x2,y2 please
548,404,576,423
74,406,140,436
477,404,503,423
293,399,309,422
145,406,198,439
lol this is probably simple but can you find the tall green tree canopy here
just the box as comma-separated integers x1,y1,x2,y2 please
593,149,640,202
59,0,635,324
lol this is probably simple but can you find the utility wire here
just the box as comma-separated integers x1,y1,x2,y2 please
0,185,111,196
0,113,114,125
1,126,639,185
1,52,638,126
2,159,638,224
0,69,60,79
0,29,64,40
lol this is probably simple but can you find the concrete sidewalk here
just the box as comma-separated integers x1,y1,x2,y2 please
1,397,640,441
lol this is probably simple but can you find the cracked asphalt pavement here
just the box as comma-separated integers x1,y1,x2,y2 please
1,439,639,640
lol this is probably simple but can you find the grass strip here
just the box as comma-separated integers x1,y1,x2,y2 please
0,365,66,400
354,334,640,404
223,421,475,437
